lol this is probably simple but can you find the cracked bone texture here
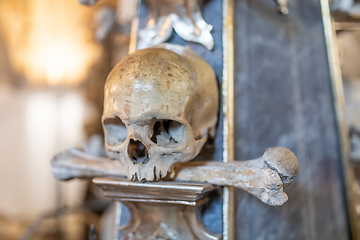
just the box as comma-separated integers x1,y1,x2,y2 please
171,147,299,206
102,44,219,182
51,147,299,206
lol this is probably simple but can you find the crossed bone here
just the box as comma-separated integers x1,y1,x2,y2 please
52,146,299,206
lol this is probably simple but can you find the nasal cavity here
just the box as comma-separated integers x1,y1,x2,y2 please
128,139,149,164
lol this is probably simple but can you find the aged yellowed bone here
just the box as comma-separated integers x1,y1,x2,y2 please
51,146,299,206
51,44,299,208
102,44,218,182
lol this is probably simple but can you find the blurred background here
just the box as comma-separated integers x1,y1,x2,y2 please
1,0,360,239
0,0,134,239
333,0,360,212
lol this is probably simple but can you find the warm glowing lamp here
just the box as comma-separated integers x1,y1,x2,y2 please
0,0,100,86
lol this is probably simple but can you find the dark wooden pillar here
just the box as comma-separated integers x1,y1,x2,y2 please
233,0,352,239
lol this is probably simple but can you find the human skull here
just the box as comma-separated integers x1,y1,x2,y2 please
102,44,218,181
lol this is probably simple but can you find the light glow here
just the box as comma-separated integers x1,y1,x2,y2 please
0,0,100,85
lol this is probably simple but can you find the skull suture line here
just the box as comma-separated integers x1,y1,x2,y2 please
102,44,218,181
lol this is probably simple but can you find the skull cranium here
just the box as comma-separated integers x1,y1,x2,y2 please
102,44,218,181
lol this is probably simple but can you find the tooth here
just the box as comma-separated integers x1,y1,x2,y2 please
153,166,158,181
137,170,141,182
127,166,130,179
155,166,160,181
169,166,176,178
128,164,139,181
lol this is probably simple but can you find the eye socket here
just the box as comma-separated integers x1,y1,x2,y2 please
151,120,185,147
103,116,127,146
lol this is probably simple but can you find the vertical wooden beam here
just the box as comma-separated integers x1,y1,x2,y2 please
320,0,360,239
222,0,235,239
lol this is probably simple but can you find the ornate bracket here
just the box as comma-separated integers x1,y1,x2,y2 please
93,178,219,239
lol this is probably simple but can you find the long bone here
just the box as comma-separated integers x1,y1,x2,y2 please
51,147,299,206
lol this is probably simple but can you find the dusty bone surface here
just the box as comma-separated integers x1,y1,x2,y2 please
102,44,219,182
51,44,299,206
51,146,299,206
